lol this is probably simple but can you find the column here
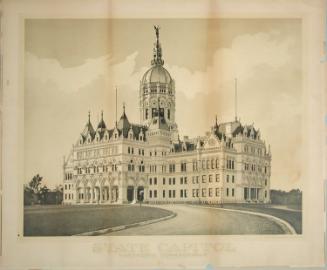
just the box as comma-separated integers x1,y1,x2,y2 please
83,187,87,203
99,186,103,203
134,186,138,202
108,185,112,203
90,187,94,203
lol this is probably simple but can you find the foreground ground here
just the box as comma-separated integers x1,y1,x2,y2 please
24,204,173,236
24,203,300,236
107,204,291,235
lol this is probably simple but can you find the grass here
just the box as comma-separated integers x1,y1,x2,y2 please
24,204,173,236
220,203,302,234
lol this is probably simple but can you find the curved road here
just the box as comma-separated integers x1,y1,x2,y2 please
107,204,289,235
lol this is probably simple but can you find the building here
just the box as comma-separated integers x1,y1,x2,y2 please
63,26,271,205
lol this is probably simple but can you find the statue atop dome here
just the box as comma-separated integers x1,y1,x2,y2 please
151,25,164,66
154,25,160,40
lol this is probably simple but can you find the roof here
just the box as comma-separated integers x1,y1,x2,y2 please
141,65,172,85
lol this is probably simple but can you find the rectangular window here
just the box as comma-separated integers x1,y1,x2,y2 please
154,177,157,185
184,177,187,184
184,189,187,198
196,176,199,183
215,188,220,197
232,188,235,197
173,190,176,198
173,178,176,185
169,178,171,185
202,188,206,197
149,190,152,198
149,178,152,185
196,189,199,197
169,190,171,198
215,174,219,182
202,175,206,183
192,189,196,197
180,190,184,198
232,175,235,183
226,188,229,197
163,190,166,198
154,190,157,198
226,175,229,183
163,178,166,185
209,188,212,197
181,162,187,172
209,175,212,183
180,177,183,184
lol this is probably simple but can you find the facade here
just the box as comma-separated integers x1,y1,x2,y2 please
63,27,271,205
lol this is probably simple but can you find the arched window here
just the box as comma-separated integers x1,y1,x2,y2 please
167,109,170,120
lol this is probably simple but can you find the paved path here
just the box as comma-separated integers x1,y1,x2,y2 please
107,204,289,235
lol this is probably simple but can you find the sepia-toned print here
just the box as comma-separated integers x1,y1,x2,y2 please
24,19,302,236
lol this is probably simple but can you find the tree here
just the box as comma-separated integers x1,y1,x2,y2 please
28,174,43,194
39,185,49,204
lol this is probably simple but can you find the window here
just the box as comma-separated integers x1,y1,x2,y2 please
232,188,235,197
180,177,183,184
202,175,206,183
154,177,157,185
209,175,213,183
265,179,267,186
173,190,176,198
211,159,214,169
209,188,213,197
215,159,219,168
184,190,187,198
232,175,235,183
226,175,229,183
226,188,229,196
192,189,196,197
173,178,176,185
149,190,152,198
215,188,220,197
167,109,170,120
265,190,267,198
202,188,206,197
169,178,171,185
149,178,152,185
145,109,148,119
154,190,157,198
169,190,172,198
163,190,166,198
196,189,199,197
181,162,187,172
180,190,184,198
163,178,166,185
184,177,187,184
169,164,175,173
215,174,220,182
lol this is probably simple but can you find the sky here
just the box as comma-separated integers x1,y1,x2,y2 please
24,19,302,191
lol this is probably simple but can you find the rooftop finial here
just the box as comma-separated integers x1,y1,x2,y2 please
101,110,103,120
88,111,91,123
235,78,238,122
151,25,164,66
123,102,126,114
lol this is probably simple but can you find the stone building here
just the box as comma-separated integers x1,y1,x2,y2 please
63,27,271,205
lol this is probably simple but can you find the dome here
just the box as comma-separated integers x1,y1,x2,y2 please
141,65,172,85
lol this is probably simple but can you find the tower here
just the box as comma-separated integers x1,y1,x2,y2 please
139,25,178,141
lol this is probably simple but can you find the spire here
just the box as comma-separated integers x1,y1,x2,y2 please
88,111,91,124
123,102,126,115
101,110,103,121
234,78,238,121
151,25,164,66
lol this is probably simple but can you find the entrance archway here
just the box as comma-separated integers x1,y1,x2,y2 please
137,186,144,202
127,186,134,202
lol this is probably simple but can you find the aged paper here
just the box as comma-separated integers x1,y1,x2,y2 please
1,0,326,268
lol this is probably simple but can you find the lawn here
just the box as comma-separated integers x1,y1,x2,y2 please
220,204,302,234
24,204,173,236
